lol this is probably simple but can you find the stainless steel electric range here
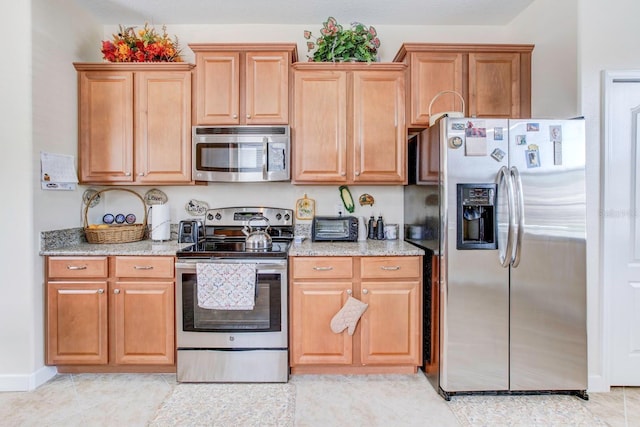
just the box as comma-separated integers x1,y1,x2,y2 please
175,206,293,383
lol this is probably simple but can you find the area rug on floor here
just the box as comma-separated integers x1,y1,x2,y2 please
148,383,296,427
448,394,606,426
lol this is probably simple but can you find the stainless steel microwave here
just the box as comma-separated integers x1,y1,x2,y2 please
312,216,359,242
192,126,290,182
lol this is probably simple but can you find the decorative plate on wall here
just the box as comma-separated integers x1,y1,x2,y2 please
185,199,209,216
82,189,101,207
144,188,168,205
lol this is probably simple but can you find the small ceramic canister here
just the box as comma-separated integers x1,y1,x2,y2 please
384,224,398,240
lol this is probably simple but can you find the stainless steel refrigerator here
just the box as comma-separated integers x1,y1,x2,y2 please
425,117,587,400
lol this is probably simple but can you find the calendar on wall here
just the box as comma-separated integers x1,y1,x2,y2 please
40,151,79,190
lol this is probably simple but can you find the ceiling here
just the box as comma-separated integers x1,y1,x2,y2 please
74,0,535,26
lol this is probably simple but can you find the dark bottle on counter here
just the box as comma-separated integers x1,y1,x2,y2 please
368,215,376,239
376,215,385,240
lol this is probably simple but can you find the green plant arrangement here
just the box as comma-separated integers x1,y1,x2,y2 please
304,17,380,63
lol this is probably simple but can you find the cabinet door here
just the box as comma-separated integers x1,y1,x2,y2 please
290,281,352,365
245,51,289,124
409,52,464,127
46,282,108,365
135,71,192,183
293,70,348,183
78,71,134,183
195,52,241,124
360,281,421,365
352,70,406,183
416,128,440,183
468,52,521,118
111,281,175,365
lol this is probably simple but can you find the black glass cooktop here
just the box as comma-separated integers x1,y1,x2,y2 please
176,240,290,259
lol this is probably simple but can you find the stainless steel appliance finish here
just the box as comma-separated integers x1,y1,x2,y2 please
192,126,290,182
413,117,587,400
175,207,293,383
178,220,204,243
311,216,359,242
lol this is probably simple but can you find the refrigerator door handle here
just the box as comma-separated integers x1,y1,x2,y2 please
510,166,525,268
496,166,516,268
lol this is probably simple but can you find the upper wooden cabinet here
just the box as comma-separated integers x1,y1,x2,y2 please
292,62,406,185
393,44,533,128
74,63,194,185
190,43,297,125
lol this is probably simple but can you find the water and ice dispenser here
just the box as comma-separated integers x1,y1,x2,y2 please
456,184,497,250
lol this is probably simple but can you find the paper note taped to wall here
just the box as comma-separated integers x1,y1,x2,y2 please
40,151,78,190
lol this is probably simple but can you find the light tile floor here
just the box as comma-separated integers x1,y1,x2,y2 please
0,371,637,426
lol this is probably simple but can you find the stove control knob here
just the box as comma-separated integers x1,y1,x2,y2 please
207,213,214,221
276,213,282,220
284,213,291,221
215,213,222,220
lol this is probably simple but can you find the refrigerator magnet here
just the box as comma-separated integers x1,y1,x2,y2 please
550,125,562,142
525,144,541,168
491,148,506,162
449,136,463,149
527,123,540,132
516,135,527,145
494,127,504,140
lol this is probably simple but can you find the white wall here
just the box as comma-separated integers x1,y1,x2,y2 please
0,0,36,391
577,0,640,392
0,0,102,391
2,0,588,391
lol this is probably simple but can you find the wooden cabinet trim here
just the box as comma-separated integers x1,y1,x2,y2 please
393,43,534,61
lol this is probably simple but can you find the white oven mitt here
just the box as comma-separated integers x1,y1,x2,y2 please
330,296,368,336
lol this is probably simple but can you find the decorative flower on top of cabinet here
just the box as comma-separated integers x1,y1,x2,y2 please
101,23,183,62
304,17,380,63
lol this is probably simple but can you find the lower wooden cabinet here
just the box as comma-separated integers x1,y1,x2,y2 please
290,256,422,374
46,256,175,372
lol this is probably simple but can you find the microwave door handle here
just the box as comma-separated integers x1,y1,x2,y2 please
262,137,268,180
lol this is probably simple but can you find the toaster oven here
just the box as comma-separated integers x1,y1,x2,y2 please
311,216,359,242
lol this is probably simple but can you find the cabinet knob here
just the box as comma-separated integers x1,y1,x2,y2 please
341,172,346,177
97,289,104,294
114,289,120,294
362,289,369,294
138,172,145,177
355,171,360,176
233,114,238,119
125,172,131,176
246,114,251,119
346,289,352,295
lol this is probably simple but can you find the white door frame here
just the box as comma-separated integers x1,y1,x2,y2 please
601,69,640,389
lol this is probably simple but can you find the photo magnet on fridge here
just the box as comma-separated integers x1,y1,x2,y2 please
494,127,503,140
491,148,506,162
525,144,541,168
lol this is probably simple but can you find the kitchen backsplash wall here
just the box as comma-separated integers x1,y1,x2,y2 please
80,183,404,237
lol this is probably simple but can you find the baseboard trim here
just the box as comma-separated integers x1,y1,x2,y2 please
588,373,609,393
0,366,58,391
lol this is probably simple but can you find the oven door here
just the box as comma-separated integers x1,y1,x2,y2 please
175,258,288,349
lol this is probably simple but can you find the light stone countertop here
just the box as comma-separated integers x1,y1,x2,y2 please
287,239,425,257
40,239,191,256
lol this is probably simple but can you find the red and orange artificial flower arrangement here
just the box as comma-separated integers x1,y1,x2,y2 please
101,23,182,62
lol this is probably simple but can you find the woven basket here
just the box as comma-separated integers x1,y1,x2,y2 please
83,188,147,244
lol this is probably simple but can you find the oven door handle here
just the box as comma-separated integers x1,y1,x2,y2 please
175,260,286,273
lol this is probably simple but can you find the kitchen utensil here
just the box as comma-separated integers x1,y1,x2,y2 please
243,216,273,249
